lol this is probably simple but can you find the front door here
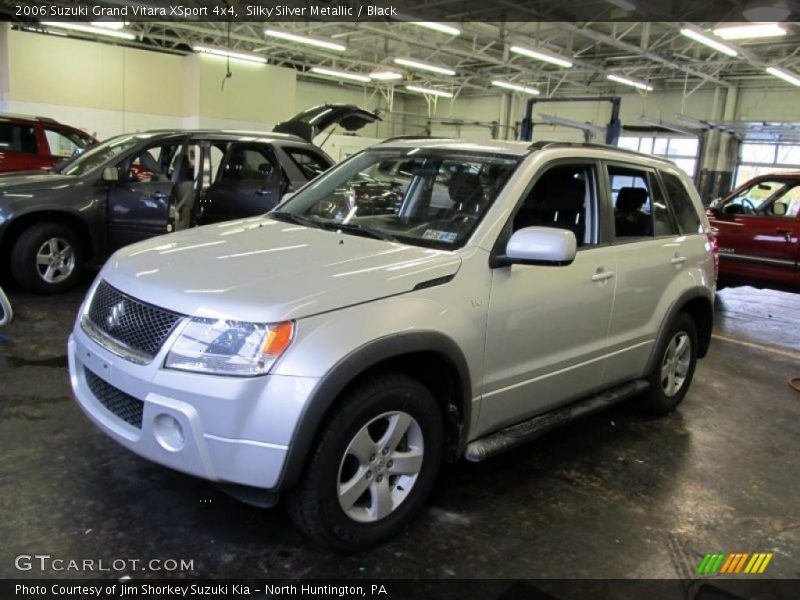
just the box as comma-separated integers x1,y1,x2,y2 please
107,140,183,250
710,177,800,290
480,161,616,434
201,143,285,224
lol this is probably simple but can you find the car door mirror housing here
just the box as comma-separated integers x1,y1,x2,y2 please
101,166,119,183
493,226,577,268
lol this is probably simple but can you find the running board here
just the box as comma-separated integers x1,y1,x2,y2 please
464,380,649,462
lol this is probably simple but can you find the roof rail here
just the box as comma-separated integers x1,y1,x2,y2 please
528,140,675,163
379,135,453,144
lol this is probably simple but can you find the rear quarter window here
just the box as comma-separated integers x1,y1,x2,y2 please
661,171,703,234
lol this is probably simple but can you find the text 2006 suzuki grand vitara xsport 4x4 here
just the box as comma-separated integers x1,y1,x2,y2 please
69,140,716,551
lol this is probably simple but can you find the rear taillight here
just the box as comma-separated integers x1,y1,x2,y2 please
707,227,720,281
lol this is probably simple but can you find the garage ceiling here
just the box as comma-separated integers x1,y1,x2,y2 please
5,0,800,98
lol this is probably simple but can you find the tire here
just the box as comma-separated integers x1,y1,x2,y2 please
287,373,444,552
642,312,698,415
10,222,84,294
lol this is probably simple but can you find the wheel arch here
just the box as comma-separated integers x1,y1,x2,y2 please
276,331,472,491
1,210,96,267
644,287,714,374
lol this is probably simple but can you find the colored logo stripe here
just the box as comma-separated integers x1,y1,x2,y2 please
697,552,773,575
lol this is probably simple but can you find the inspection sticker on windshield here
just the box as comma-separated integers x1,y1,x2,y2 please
422,229,458,243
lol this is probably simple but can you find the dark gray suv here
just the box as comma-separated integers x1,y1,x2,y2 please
0,104,380,293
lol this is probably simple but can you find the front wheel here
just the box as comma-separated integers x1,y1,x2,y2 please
287,373,444,551
642,312,698,415
10,222,85,293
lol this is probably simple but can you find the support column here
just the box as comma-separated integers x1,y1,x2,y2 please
0,22,10,112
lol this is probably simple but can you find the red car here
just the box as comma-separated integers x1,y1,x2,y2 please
708,173,800,291
0,114,96,173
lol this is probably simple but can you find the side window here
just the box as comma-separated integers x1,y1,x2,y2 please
608,165,655,239
0,123,38,154
285,148,331,180
723,179,784,215
660,171,703,234
513,163,598,247
44,128,85,158
221,145,277,183
767,183,800,218
126,143,180,183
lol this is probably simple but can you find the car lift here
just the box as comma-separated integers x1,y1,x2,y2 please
520,96,622,145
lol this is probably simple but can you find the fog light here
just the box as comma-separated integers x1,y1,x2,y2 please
153,414,185,452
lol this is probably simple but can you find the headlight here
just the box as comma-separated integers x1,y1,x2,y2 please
165,319,294,377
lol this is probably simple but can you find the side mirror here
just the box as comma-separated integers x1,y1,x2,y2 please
773,202,788,216
101,166,119,183
0,286,12,327
494,226,577,267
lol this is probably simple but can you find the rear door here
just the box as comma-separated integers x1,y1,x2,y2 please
107,140,184,249
709,178,800,289
201,142,285,224
602,162,690,384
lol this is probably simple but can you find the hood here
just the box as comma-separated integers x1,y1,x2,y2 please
273,104,381,143
101,216,461,323
0,172,77,193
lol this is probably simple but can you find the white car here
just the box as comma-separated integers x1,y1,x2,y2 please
69,139,716,550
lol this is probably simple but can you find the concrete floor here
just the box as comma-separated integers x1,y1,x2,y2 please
1,280,799,581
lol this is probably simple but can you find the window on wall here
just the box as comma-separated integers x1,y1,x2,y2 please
617,136,699,178
735,142,800,187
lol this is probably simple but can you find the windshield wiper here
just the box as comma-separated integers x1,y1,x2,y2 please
269,211,321,229
320,221,399,242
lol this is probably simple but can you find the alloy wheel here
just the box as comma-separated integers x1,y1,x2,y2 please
661,331,692,397
35,237,75,284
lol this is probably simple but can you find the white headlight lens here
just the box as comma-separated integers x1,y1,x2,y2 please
165,318,293,376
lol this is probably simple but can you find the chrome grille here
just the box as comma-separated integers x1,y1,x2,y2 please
85,281,182,362
84,367,144,429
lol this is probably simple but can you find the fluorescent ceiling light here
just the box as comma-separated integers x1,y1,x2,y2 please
264,28,346,52
410,22,461,36
766,66,800,86
310,67,370,83
405,85,453,98
713,23,787,40
491,80,540,95
680,28,738,57
369,70,404,81
41,22,136,40
607,73,654,91
91,21,126,30
509,45,573,68
393,57,456,76
194,46,267,64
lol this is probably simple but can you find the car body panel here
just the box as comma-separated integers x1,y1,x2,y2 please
0,115,96,173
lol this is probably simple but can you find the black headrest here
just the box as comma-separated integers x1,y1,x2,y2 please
449,171,482,205
617,187,648,211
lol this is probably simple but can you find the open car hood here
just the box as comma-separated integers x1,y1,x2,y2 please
273,104,381,143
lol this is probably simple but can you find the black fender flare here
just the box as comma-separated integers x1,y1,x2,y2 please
274,331,472,491
643,287,714,375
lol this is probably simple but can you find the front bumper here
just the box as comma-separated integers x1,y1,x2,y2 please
68,325,319,490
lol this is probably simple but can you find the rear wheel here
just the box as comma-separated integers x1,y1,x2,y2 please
287,373,443,551
642,312,698,414
11,222,84,293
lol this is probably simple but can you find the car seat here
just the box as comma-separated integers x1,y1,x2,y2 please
615,187,649,236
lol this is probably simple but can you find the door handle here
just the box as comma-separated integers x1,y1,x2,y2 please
256,188,272,196
776,227,793,242
671,256,688,265
591,269,615,282
151,191,168,200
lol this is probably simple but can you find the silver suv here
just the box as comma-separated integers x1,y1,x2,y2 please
69,140,716,550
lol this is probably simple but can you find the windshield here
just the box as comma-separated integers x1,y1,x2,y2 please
53,134,153,176
273,147,521,249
